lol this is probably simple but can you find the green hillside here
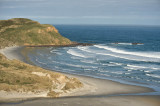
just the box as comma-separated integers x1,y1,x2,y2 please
0,18,83,98
0,18,72,48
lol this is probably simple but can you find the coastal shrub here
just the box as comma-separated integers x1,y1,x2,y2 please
62,82,75,90
0,62,9,67
47,91,60,97
62,79,83,90
0,53,83,94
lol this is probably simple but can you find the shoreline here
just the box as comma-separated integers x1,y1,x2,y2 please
24,42,93,47
0,46,160,106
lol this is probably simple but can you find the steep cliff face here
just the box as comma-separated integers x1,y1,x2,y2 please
0,18,72,48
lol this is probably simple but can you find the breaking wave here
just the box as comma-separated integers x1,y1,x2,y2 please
94,45,160,59
77,45,160,62
67,49,88,58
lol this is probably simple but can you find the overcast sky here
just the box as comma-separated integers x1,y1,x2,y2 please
0,0,160,25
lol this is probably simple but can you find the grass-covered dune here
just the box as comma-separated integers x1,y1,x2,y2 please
0,18,83,99
0,53,83,98
0,18,72,49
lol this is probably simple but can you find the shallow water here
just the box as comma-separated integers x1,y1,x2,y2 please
26,25,160,93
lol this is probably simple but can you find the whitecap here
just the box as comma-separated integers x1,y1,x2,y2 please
144,70,150,73
111,42,144,45
67,49,88,58
52,60,98,69
109,62,123,66
78,46,159,62
77,46,89,50
126,64,160,70
110,71,124,74
50,49,59,53
111,43,132,45
127,64,147,69
94,45,160,59
98,70,110,73
146,74,160,78
124,73,131,75
52,60,60,64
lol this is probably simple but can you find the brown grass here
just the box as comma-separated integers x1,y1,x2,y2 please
0,53,83,97
47,91,61,97
62,78,83,90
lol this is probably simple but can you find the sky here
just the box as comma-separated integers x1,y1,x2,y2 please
0,0,160,25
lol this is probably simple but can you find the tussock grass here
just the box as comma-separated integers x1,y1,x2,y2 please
62,78,83,90
0,54,83,97
47,91,61,97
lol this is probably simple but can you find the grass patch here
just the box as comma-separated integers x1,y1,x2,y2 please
0,53,83,97
0,18,72,49
62,78,83,90
47,91,61,97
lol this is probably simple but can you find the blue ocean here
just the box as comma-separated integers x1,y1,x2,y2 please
27,25,160,93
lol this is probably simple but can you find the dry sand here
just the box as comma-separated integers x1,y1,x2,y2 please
0,46,160,106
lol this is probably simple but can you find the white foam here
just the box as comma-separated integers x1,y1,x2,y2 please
127,64,160,70
124,73,131,75
52,60,60,64
110,71,124,74
112,43,132,45
104,64,116,66
146,74,160,78
77,46,89,50
35,58,47,65
98,70,110,73
109,62,123,66
77,46,159,62
127,64,147,69
52,60,98,69
84,68,92,71
144,70,150,73
152,67,159,70
112,43,144,45
127,70,132,72
67,49,88,58
50,49,59,53
94,45,160,59
97,52,145,62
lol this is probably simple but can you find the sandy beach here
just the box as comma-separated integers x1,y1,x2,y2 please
0,46,25,61
0,46,160,106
